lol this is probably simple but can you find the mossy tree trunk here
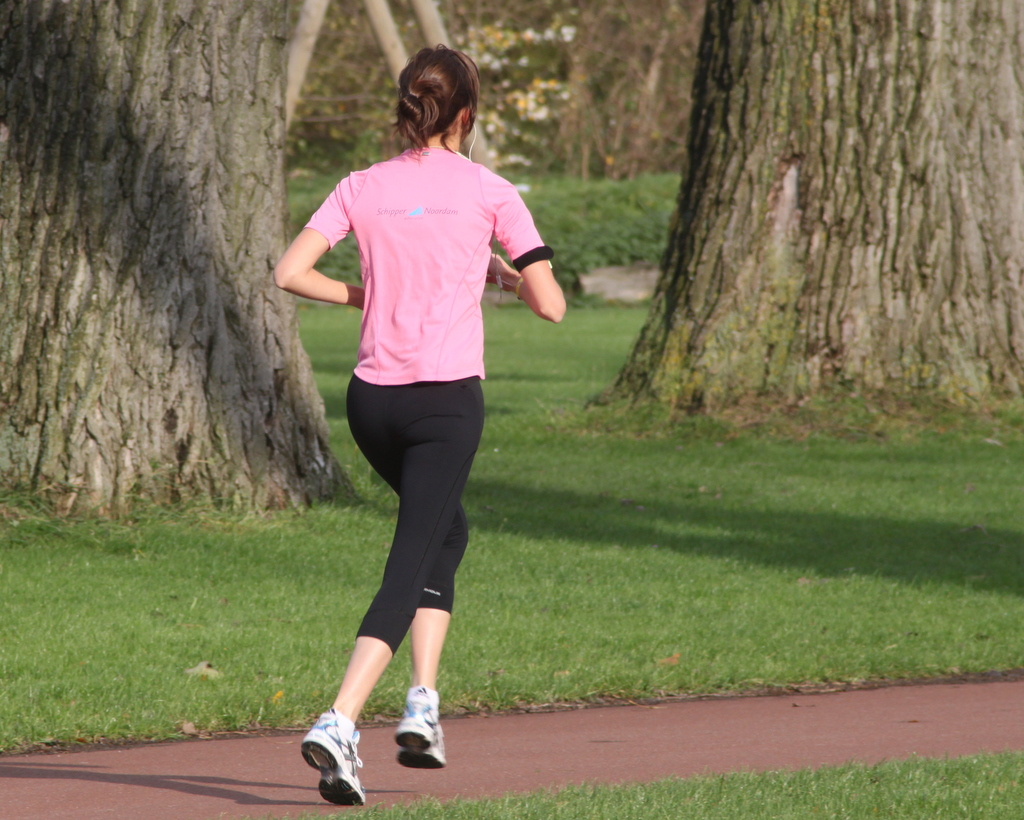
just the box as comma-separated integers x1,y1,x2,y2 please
611,0,1024,411
0,1,349,514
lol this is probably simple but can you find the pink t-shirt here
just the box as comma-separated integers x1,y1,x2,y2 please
305,149,546,385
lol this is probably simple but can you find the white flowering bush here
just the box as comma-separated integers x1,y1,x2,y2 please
457,21,575,170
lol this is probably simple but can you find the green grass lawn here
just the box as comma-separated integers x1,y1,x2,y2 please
287,754,1024,819
1,304,1023,754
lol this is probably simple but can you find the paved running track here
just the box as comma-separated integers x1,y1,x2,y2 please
3,679,1024,819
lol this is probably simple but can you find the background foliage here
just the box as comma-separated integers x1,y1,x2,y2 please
288,0,705,177
289,171,680,289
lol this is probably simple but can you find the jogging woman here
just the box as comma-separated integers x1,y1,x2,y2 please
274,45,565,805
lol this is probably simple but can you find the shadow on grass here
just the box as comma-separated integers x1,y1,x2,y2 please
466,479,1024,597
318,380,539,426
486,372,570,383
321,391,347,423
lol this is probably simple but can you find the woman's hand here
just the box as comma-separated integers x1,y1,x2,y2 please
274,228,365,309
486,253,522,293
486,252,565,323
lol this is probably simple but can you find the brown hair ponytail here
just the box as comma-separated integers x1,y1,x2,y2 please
395,46,480,150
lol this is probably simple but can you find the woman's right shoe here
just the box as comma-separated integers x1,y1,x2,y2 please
395,701,447,769
301,710,366,805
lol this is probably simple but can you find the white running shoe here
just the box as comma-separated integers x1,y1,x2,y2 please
395,699,446,769
301,710,366,805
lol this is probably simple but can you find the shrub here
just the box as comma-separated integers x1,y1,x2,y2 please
521,173,679,289
288,172,680,290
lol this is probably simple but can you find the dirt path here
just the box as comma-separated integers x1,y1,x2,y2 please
4,679,1024,819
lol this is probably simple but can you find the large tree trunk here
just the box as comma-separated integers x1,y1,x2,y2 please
0,1,350,514
611,0,1024,411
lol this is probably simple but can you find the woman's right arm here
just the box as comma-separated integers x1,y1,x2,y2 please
274,228,365,309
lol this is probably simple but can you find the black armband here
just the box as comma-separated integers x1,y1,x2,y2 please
512,245,555,272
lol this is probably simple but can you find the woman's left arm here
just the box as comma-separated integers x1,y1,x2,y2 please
274,228,365,309
488,253,565,323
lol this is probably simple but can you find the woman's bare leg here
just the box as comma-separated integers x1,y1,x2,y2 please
409,608,451,690
331,636,393,721
328,608,449,722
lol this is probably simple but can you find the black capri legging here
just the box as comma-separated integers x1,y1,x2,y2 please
347,373,485,654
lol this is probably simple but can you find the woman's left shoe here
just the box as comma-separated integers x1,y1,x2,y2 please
302,710,366,804
395,700,447,768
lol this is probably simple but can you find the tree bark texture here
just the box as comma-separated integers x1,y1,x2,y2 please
612,0,1024,410
0,1,350,513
